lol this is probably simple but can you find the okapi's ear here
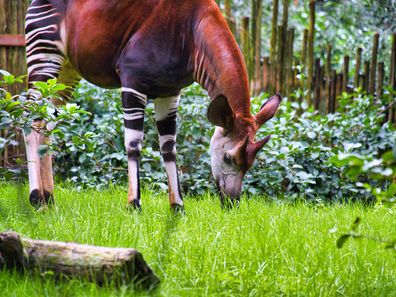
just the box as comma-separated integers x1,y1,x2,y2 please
255,93,282,127
207,95,235,130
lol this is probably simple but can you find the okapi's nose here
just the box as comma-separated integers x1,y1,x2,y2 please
219,191,240,208
215,179,241,208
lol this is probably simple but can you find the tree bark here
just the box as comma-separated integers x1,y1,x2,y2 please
0,231,160,289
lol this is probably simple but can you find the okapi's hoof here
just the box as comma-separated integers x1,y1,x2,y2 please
29,189,43,209
127,200,142,213
220,198,240,210
44,191,55,206
170,203,185,215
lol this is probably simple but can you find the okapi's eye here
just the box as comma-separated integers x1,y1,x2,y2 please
223,153,232,165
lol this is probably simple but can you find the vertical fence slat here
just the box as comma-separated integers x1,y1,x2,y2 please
306,0,315,105
313,58,321,110
269,0,279,94
390,33,396,90
276,25,284,93
353,48,362,89
262,57,270,92
377,62,384,99
342,55,349,93
363,61,370,93
369,33,379,95
253,0,263,95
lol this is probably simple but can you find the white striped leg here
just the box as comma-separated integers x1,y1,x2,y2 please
122,87,147,209
24,0,66,207
155,96,184,211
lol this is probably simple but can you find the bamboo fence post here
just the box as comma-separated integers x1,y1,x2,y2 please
241,17,250,75
325,44,332,112
390,33,396,124
224,0,235,36
251,0,257,82
270,0,279,94
313,57,321,110
353,48,362,89
276,25,284,93
262,56,270,92
286,28,294,96
377,62,384,99
363,61,370,93
306,0,315,105
300,29,308,89
342,55,349,93
390,33,396,90
330,69,337,113
369,33,379,95
336,73,343,108
253,0,263,95
281,0,290,95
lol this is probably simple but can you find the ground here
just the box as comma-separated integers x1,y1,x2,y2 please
0,184,395,296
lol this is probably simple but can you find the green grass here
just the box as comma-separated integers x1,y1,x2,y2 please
0,183,395,297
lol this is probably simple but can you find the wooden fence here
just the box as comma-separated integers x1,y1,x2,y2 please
0,0,28,168
218,0,396,122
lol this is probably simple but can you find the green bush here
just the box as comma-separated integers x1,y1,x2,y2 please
1,72,395,202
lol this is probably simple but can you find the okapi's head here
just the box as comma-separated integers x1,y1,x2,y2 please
208,94,281,203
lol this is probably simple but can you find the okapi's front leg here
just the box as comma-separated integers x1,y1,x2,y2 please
121,87,147,210
155,96,184,212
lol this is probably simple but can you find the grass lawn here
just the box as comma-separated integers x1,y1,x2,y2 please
0,183,395,296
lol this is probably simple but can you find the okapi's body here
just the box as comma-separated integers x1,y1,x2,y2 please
25,0,280,211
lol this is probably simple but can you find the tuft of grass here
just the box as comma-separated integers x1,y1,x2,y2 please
0,183,395,296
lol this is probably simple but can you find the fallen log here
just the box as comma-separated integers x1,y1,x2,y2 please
0,231,160,289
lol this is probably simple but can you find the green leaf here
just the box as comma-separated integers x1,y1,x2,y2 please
336,234,350,248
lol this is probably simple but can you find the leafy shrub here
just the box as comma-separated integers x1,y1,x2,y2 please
248,90,395,201
1,71,395,202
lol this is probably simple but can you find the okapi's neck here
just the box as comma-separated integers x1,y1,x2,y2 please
192,8,256,138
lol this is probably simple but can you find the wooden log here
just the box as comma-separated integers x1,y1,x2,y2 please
0,231,160,289
369,33,379,95
306,0,315,105
354,48,362,89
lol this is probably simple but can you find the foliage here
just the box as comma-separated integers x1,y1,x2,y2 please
1,72,395,202
248,89,395,201
336,216,396,251
0,184,395,296
0,72,88,179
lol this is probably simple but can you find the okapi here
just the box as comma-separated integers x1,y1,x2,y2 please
24,0,281,211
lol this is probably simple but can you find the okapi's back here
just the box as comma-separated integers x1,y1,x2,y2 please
31,0,219,89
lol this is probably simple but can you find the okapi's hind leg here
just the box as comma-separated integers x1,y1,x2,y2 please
155,96,184,213
25,1,80,208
